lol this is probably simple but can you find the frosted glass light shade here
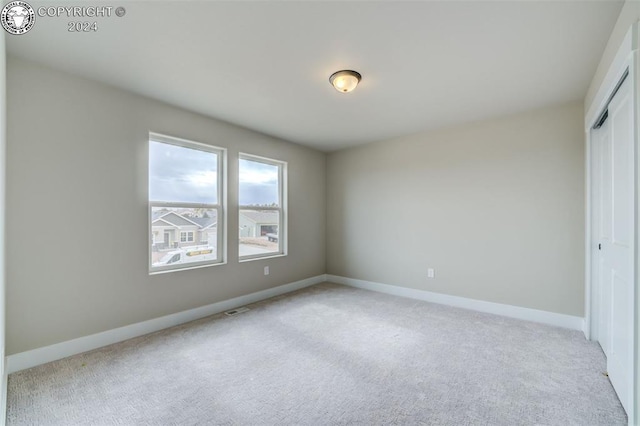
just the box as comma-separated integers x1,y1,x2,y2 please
329,70,362,93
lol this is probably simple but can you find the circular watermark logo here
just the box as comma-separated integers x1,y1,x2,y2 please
1,1,35,35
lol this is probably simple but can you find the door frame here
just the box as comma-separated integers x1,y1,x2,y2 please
585,23,638,425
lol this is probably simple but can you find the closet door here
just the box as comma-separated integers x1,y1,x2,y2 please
593,74,634,415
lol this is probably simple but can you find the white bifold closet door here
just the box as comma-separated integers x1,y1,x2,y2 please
592,73,634,416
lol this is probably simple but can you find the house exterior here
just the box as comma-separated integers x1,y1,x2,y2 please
152,209,278,251
239,211,279,238
151,210,217,250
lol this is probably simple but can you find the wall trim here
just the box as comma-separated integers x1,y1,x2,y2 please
327,275,584,331
0,372,5,426
6,273,584,372
6,274,327,374
581,318,589,340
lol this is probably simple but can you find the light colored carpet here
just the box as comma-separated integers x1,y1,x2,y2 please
8,282,627,425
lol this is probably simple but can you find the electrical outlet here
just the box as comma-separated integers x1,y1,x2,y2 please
427,268,435,278
264,266,269,276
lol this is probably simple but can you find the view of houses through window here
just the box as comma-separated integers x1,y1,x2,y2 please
149,135,285,271
151,207,218,265
239,155,285,259
149,134,224,272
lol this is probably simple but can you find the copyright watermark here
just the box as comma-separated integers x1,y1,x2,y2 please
1,1,35,35
36,5,122,18
1,2,126,34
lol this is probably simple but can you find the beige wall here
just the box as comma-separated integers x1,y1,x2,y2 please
585,0,640,111
327,102,585,316
6,57,326,355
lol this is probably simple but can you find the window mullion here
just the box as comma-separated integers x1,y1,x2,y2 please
238,206,281,211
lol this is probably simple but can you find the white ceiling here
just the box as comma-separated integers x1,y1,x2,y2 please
7,1,624,151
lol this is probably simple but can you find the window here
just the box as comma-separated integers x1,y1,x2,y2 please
149,133,225,273
180,231,194,243
238,154,286,260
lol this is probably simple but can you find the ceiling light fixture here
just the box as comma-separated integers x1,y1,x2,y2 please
329,70,362,93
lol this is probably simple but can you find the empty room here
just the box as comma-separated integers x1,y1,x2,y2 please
0,0,638,424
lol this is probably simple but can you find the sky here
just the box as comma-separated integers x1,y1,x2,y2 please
239,158,278,206
149,141,279,206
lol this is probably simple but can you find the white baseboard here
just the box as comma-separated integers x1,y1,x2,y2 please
6,274,327,374
581,318,589,340
0,370,5,426
327,275,584,331
6,273,583,375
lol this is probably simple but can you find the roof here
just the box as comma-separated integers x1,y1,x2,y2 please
152,209,277,228
240,211,278,224
190,215,217,229
152,210,217,229
152,212,199,227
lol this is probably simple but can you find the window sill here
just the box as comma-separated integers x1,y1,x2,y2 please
149,261,227,275
238,253,287,263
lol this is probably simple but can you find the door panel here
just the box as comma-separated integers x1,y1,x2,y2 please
599,259,612,355
607,75,633,415
601,119,612,241
611,271,629,367
593,74,634,415
612,89,632,247
590,117,602,343
595,114,612,356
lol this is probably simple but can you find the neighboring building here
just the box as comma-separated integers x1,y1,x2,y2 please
152,210,217,250
152,209,277,251
239,211,278,238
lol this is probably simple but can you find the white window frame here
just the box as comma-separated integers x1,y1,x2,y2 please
149,132,226,273
238,153,287,262
180,231,195,243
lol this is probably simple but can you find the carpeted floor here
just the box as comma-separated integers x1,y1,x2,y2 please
7,282,627,425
